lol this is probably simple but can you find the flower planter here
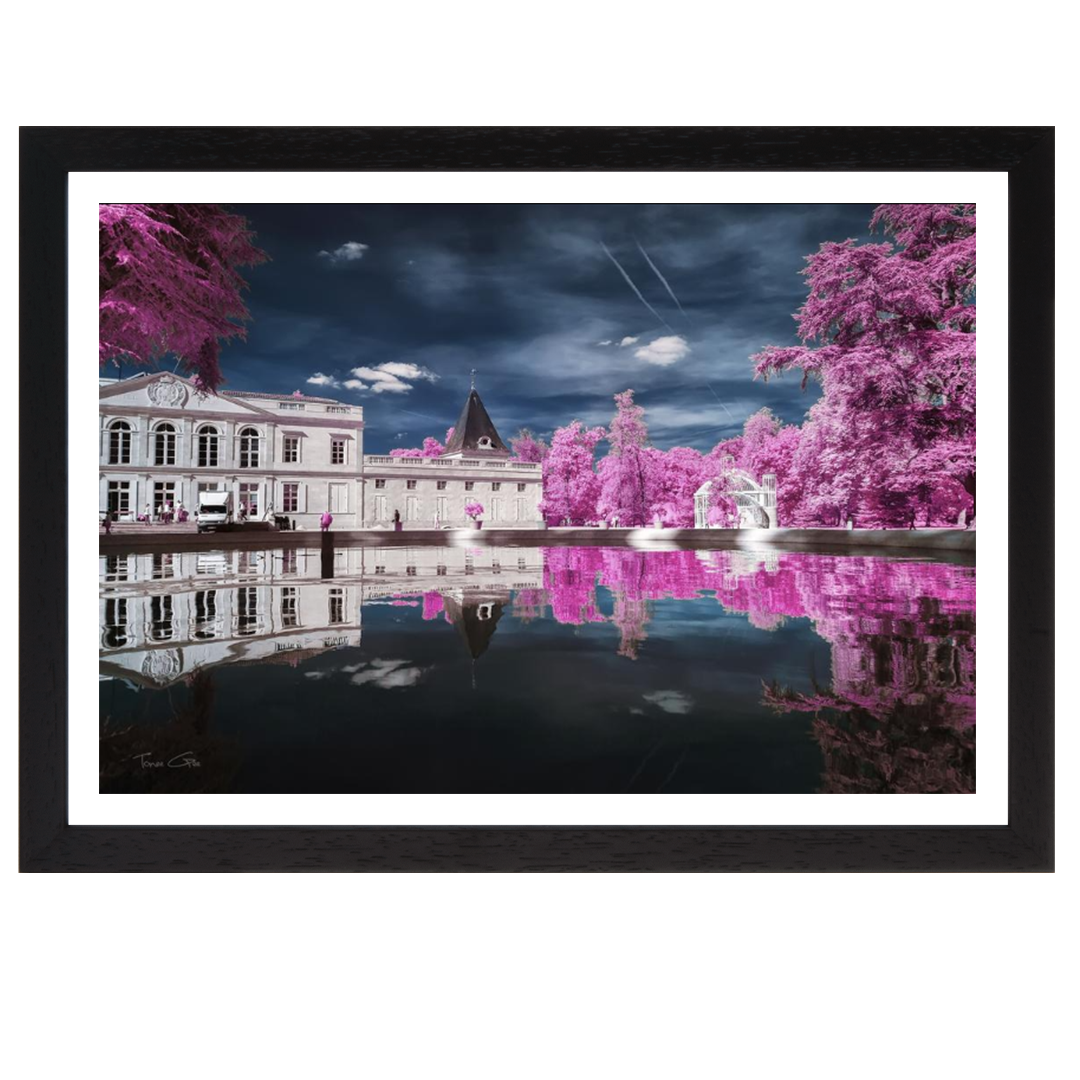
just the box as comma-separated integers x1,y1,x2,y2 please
471,520,483,530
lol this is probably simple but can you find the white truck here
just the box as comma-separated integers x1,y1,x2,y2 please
196,490,233,532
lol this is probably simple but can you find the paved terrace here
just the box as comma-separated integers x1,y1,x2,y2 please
99,523,975,562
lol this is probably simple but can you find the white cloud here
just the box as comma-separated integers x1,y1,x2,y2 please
318,241,369,264
596,339,613,347
304,670,332,680
348,658,426,689
342,378,368,391
376,362,439,383
634,335,691,366
348,362,438,395
619,336,639,347
306,372,341,389
643,690,695,714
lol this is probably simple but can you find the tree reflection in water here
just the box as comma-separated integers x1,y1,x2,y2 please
99,544,975,794
520,547,976,793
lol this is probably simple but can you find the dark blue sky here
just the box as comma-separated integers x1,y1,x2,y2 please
212,203,878,454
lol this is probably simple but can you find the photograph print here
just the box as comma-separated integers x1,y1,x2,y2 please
97,201,976,796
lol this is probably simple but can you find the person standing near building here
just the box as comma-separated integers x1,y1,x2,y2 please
393,508,402,532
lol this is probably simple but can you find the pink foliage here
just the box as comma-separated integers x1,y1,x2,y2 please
597,390,652,526
510,428,549,463
511,547,975,764
421,592,445,620
464,501,484,520
539,420,606,525
390,435,446,458
99,203,268,393
751,203,976,527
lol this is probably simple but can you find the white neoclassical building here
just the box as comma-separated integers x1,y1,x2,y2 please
99,373,544,530
99,371,365,528
362,387,543,529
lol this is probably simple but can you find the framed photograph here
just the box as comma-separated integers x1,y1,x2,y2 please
20,127,1053,871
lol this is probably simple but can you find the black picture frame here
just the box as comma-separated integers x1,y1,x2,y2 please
21,126,1053,872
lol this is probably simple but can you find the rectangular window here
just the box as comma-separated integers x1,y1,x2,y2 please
193,590,218,639
331,438,346,465
104,555,129,582
151,553,174,580
491,498,501,522
374,565,385,575
406,479,417,490
152,482,176,517
374,495,387,521
281,587,298,628
464,481,474,491
374,478,386,489
436,496,447,521
326,406,350,414
283,436,300,463
436,480,447,490
150,595,173,641
281,549,297,575
515,498,526,521
237,587,259,635
492,482,501,491
154,429,176,466
328,587,345,625
329,483,348,513
278,402,304,411
282,483,299,513
436,565,447,577
239,483,260,517
103,598,128,648
406,496,419,521
517,483,526,492
108,425,131,465
107,481,131,518
406,566,417,577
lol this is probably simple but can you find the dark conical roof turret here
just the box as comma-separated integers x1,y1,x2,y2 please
443,388,510,456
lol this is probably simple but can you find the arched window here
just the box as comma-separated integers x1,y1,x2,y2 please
239,427,260,469
107,420,132,465
153,422,177,466
197,424,219,468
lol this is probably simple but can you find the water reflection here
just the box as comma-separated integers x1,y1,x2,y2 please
99,544,975,794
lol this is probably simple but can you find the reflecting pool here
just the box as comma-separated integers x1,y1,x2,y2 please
98,544,975,794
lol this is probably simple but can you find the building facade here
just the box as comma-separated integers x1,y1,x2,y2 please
361,388,543,529
99,374,543,530
99,372,365,529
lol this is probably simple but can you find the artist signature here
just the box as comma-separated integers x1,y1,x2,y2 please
134,751,202,769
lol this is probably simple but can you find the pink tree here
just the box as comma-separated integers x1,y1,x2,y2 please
597,390,653,526
644,445,709,526
539,421,605,525
510,428,549,463
389,435,446,458
99,204,268,393
753,204,976,527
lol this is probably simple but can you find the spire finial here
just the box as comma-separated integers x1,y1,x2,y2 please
470,368,477,391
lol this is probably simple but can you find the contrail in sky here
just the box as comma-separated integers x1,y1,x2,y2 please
636,240,691,322
599,241,674,333
705,384,735,421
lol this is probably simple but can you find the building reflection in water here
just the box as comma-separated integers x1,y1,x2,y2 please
100,544,975,793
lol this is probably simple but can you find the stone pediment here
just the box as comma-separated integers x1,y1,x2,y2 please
99,373,272,416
